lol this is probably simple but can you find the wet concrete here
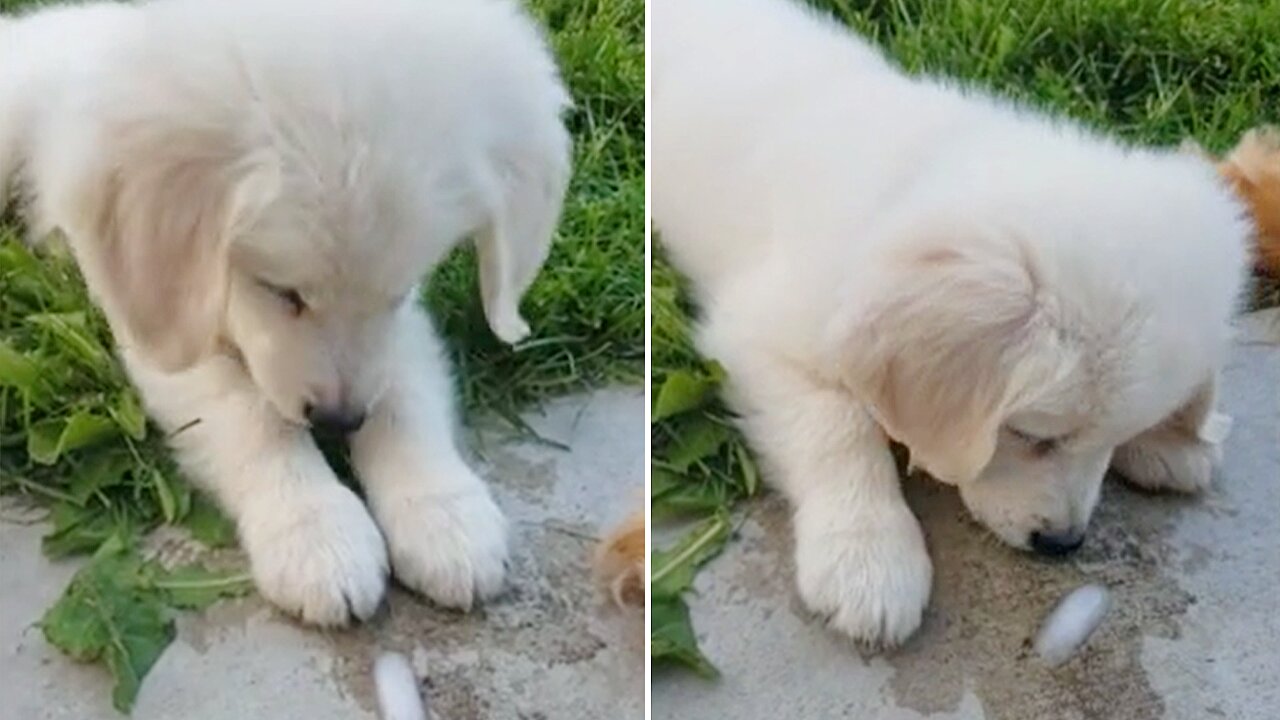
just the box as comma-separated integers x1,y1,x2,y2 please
1,387,644,720
653,310,1280,720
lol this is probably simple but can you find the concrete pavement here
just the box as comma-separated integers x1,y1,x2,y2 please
654,310,1279,720
2,387,645,720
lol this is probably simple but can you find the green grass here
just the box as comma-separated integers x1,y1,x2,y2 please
1,0,641,711
431,0,645,420
651,0,1280,676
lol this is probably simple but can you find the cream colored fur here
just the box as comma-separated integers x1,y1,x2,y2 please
654,0,1248,646
2,0,570,624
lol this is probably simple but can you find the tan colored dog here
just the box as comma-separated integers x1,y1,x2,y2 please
595,511,645,610
1187,127,1280,276
2,0,571,626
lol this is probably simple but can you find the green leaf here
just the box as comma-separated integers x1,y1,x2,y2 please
182,495,237,548
650,468,683,500
0,340,42,396
42,503,124,558
172,478,192,523
110,392,148,441
104,600,174,713
27,418,66,465
652,596,718,678
26,412,117,465
662,419,731,472
0,238,44,276
60,411,119,454
651,510,731,599
68,450,134,505
27,312,113,375
652,363,723,423
734,442,760,497
990,24,1018,70
155,564,253,610
151,470,179,525
40,576,112,661
650,469,726,519
40,536,176,712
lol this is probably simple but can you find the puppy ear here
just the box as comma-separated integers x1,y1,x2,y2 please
474,126,571,344
835,232,1063,483
83,119,278,371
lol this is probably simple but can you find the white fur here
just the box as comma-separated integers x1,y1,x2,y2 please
2,0,570,624
654,0,1248,646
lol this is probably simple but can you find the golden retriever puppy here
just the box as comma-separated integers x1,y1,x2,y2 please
1,0,570,625
654,0,1247,647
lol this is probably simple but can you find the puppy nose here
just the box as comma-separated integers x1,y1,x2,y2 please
304,403,366,435
1030,529,1085,557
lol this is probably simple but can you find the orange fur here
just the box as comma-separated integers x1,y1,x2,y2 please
594,510,645,609
1198,127,1280,276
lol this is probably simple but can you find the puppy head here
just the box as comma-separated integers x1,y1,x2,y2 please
834,223,1130,551
81,90,567,431
81,113,404,427
216,182,423,430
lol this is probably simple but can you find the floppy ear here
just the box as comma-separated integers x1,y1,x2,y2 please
474,126,571,344
834,232,1062,483
82,120,278,371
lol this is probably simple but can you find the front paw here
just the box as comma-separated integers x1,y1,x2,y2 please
239,483,389,626
1113,433,1221,494
794,505,933,648
373,476,509,610
1113,410,1231,494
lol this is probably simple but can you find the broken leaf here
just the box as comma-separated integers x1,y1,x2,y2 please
651,510,731,599
652,596,719,678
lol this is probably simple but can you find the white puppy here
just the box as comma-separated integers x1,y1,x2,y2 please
1,0,570,624
654,0,1248,646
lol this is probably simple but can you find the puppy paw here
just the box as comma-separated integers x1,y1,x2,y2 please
239,482,389,626
794,504,933,648
1113,425,1225,494
373,476,509,610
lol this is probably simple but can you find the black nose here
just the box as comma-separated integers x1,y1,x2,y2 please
1030,530,1085,557
304,404,366,435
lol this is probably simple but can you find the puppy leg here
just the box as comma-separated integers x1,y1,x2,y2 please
124,350,388,626
1112,379,1230,493
715,345,932,647
350,306,508,610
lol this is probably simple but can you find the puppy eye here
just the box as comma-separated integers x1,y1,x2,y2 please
1008,427,1061,457
259,280,307,316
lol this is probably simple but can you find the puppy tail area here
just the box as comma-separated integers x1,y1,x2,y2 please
1217,126,1280,276
373,652,431,720
594,509,646,610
